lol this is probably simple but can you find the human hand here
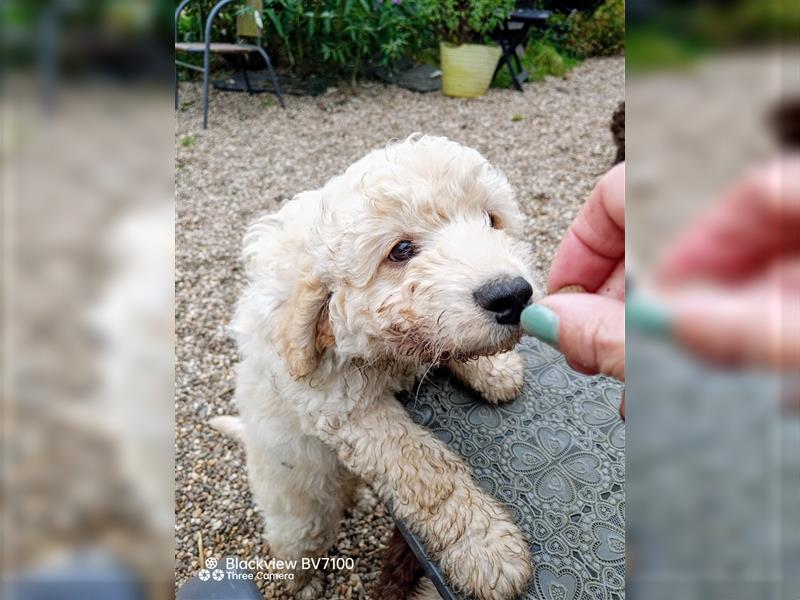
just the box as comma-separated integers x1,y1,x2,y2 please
521,163,626,382
632,157,800,368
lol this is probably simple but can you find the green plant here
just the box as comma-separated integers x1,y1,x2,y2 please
583,0,624,55
416,0,515,45
175,0,427,78
549,0,624,58
492,40,580,88
176,1,239,43
261,0,428,78
625,27,706,74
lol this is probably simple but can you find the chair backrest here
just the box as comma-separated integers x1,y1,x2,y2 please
236,0,263,38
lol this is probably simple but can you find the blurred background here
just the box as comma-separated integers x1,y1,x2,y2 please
626,1,799,599
2,1,174,599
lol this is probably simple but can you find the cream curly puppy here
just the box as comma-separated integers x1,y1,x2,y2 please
217,135,538,599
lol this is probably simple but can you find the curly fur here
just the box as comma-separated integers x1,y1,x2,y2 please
225,135,539,599
611,100,625,165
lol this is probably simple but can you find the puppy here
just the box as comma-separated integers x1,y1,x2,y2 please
224,135,537,599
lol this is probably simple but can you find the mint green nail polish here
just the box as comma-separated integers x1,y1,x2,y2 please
521,304,560,349
626,295,674,337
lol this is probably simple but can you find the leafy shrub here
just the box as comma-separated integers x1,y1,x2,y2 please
492,40,579,88
550,0,624,58
264,0,429,76
581,0,624,56
174,0,622,80
415,0,515,45
531,42,568,75
176,1,239,43
175,0,430,78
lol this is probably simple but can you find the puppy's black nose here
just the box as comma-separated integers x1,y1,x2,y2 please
473,276,533,325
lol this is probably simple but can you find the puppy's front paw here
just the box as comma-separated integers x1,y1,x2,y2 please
438,501,531,599
449,351,525,404
481,351,525,404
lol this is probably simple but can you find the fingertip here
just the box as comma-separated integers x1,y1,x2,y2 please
626,295,675,338
520,304,560,349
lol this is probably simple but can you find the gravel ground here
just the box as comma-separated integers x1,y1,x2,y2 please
175,56,624,598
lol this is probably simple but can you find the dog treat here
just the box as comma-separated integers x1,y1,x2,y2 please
556,284,587,294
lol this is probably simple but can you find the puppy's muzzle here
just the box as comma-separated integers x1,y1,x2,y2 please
473,276,533,325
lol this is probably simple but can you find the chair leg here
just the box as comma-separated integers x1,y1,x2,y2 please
203,46,211,129
175,64,180,110
512,52,525,91
241,64,254,94
504,39,523,91
502,45,522,91
512,51,524,74
492,42,508,78
257,47,285,109
493,54,508,79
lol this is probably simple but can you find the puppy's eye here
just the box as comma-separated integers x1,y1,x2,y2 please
388,240,417,262
488,212,500,229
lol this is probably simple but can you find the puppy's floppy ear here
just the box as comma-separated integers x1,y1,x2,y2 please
314,301,336,355
274,274,332,379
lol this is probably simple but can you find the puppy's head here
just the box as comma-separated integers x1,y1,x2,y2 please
277,135,539,378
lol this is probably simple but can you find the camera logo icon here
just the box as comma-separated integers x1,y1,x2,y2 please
198,556,224,581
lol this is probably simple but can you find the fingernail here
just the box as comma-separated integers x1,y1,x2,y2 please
521,304,560,349
626,295,674,337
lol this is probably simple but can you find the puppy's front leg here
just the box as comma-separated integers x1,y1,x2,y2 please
448,351,524,404
320,397,531,600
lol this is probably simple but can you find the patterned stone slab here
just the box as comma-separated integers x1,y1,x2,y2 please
399,337,625,600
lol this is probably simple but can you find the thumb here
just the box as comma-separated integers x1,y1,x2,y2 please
629,287,797,368
521,294,625,381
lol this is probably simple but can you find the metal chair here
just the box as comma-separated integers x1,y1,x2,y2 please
492,6,551,91
175,0,285,129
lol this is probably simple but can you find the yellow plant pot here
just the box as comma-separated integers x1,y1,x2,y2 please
440,42,502,98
